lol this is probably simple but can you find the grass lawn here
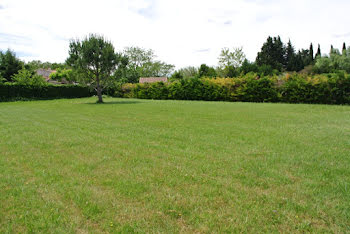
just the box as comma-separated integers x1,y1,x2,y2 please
0,97,349,233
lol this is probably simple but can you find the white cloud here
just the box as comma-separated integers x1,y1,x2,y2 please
1,0,349,69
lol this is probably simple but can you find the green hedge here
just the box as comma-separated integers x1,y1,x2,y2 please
116,73,350,105
2,73,349,105
0,83,93,101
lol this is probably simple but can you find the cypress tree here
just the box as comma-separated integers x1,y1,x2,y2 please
330,45,334,55
309,43,314,61
342,42,347,56
316,44,321,58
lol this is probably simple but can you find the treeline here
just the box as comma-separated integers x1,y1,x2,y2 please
171,36,350,79
1,35,349,85
1,35,349,103
0,47,174,85
1,36,349,85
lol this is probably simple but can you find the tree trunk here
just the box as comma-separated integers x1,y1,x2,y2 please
96,76,103,103
96,86,103,103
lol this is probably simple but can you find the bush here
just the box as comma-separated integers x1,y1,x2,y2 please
12,68,48,86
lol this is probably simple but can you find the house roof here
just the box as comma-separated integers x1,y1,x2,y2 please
139,77,168,83
36,68,56,80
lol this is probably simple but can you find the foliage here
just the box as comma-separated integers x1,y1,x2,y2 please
313,47,350,74
199,64,217,77
218,47,246,69
243,76,279,102
280,72,350,104
0,83,92,101
0,49,23,82
24,60,68,71
49,68,82,83
66,34,124,103
256,36,314,72
342,43,347,56
256,36,285,71
170,71,184,80
171,66,199,79
123,47,174,83
118,73,350,104
313,57,332,73
218,65,239,78
0,75,6,83
12,68,47,86
316,44,321,58
240,59,259,74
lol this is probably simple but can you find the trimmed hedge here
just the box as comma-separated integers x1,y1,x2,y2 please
0,83,93,101
2,72,349,105
115,73,350,105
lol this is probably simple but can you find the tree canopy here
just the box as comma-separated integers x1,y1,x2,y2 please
218,47,246,69
123,47,174,83
0,49,23,82
66,34,126,103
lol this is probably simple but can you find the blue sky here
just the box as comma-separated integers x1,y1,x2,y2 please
1,0,349,68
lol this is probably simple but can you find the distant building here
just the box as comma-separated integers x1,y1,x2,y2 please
139,77,168,84
36,68,56,81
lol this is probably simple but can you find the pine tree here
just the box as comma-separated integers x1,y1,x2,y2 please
256,36,285,71
274,36,286,68
285,40,296,71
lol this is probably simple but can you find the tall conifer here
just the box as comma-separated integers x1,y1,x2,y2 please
316,44,321,58
309,43,314,61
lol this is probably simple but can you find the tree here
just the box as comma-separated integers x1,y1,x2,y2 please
177,66,198,78
330,45,335,55
172,66,199,79
313,47,350,73
49,68,82,83
240,59,259,74
285,40,297,71
66,34,124,103
0,49,23,82
256,36,285,71
309,43,314,62
316,44,321,58
343,42,347,56
199,64,217,77
170,71,184,79
24,60,67,71
218,47,246,69
297,49,313,69
123,47,174,82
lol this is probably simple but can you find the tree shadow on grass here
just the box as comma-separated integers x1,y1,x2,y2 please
83,100,141,105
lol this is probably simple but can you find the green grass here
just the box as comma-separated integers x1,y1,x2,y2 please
0,97,349,233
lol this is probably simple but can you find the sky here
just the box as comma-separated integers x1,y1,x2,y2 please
1,0,350,69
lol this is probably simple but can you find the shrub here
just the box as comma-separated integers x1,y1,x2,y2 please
12,68,48,86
